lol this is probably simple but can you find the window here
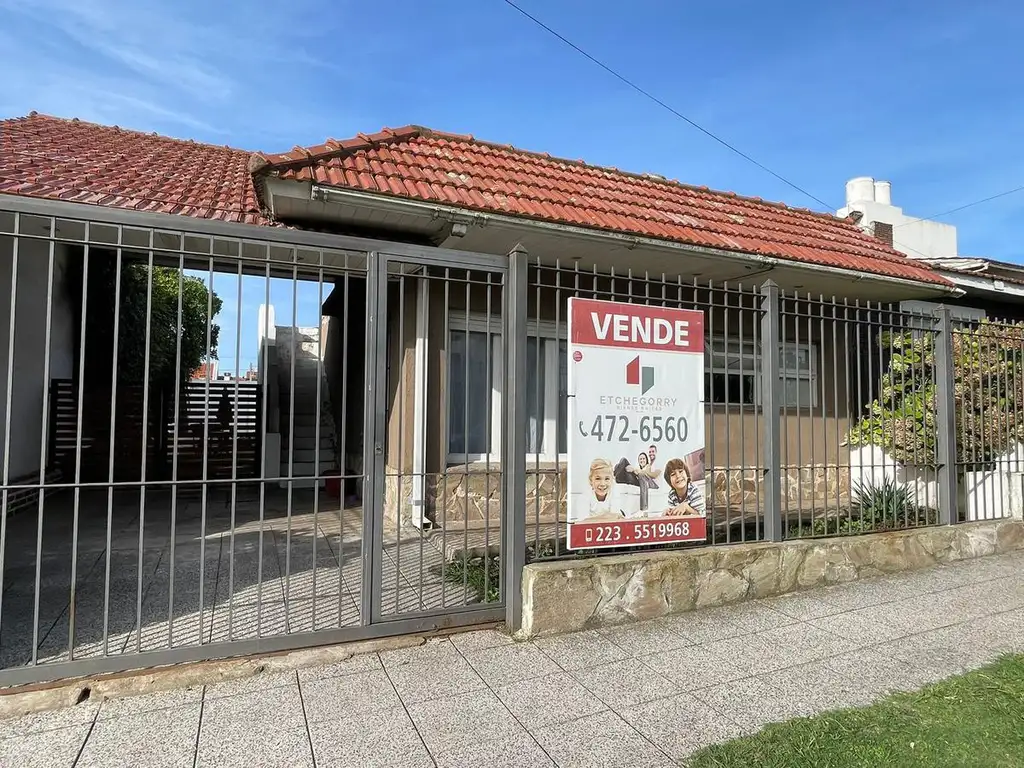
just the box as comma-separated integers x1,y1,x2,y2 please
447,316,567,462
705,338,817,408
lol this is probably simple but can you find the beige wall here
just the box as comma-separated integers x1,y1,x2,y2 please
382,274,860,524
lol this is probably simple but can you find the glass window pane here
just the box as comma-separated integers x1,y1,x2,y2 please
558,339,568,454
781,376,814,407
448,330,491,455
526,336,545,454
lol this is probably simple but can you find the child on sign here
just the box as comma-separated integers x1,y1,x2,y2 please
663,458,704,517
586,458,624,521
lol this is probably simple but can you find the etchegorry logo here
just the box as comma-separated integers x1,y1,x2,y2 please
625,355,655,394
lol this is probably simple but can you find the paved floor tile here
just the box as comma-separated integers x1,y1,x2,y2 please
385,652,488,704
532,710,673,768
200,683,306,730
619,691,744,758
448,628,516,654
309,707,434,768
639,644,743,690
574,657,680,708
535,629,629,671
77,704,201,768
97,686,204,719
195,725,313,767
600,619,692,656
0,701,99,737
300,668,403,722
432,732,556,768
406,689,525,754
764,661,875,712
465,642,562,687
297,652,382,682
754,621,857,669
495,671,608,729
0,725,89,767
809,606,910,645
663,602,794,643
824,648,926,698
691,675,798,732
203,669,297,699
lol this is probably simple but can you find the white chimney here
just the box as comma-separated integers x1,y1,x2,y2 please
845,177,876,205
873,180,892,206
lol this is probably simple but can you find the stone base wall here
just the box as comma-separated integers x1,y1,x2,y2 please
384,464,850,526
518,519,1024,638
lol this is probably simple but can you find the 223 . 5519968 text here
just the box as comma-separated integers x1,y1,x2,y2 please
567,517,708,549
579,414,689,443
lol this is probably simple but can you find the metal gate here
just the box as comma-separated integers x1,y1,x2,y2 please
0,195,516,688
364,251,508,627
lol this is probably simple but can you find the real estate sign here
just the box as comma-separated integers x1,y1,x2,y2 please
566,298,707,550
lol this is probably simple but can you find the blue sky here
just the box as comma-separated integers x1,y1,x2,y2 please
2,0,1023,366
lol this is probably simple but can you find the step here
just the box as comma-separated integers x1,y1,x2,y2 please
280,459,337,476
283,448,337,463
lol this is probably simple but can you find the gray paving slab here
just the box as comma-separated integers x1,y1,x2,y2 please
431,731,556,768
495,671,608,729
77,704,201,768
301,668,404,722
464,641,562,687
405,689,525,754
0,724,89,768
574,656,681,708
532,710,674,768
535,629,629,671
600,618,693,656
619,691,745,759
308,707,434,768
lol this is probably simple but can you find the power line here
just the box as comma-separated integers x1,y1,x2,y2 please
500,0,834,211
894,183,1024,228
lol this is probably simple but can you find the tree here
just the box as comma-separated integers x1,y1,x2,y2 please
81,253,222,388
113,264,223,386
847,321,1024,468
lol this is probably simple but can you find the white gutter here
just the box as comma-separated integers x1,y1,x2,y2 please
310,184,963,297
410,277,429,528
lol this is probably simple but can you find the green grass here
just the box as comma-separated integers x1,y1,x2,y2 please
686,654,1024,768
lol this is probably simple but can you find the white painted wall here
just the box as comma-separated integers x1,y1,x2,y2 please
837,177,958,261
849,443,1024,520
0,237,76,480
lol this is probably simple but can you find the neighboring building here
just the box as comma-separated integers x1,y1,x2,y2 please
838,177,1024,321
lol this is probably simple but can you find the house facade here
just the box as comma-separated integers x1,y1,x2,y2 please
0,112,967,685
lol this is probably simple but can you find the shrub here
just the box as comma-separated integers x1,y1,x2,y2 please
847,322,1024,468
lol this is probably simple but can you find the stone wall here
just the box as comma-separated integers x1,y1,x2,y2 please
384,464,850,527
518,518,1024,637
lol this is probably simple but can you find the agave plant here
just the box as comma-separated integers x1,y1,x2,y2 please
852,477,918,528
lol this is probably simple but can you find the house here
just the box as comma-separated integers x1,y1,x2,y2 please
0,111,975,685
0,114,960,523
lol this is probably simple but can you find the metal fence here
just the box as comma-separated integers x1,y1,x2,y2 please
517,257,1024,566
1,193,1022,686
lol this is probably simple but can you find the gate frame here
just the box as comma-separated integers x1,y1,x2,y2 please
0,193,528,688
363,248,515,628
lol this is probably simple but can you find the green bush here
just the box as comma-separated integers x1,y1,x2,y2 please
847,322,1024,468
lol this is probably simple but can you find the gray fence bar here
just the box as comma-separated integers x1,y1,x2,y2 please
934,305,959,525
503,244,529,634
760,280,784,541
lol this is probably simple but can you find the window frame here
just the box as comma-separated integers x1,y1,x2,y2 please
446,313,567,465
705,336,818,408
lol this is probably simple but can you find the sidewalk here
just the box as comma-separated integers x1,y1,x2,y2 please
3,551,1023,768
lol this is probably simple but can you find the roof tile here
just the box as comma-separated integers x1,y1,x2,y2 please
0,113,269,226
0,114,949,288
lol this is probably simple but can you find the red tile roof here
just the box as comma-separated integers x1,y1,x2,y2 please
1,113,948,287
0,113,268,224
254,126,950,287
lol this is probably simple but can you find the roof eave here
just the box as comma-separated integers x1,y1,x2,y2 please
309,183,960,295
